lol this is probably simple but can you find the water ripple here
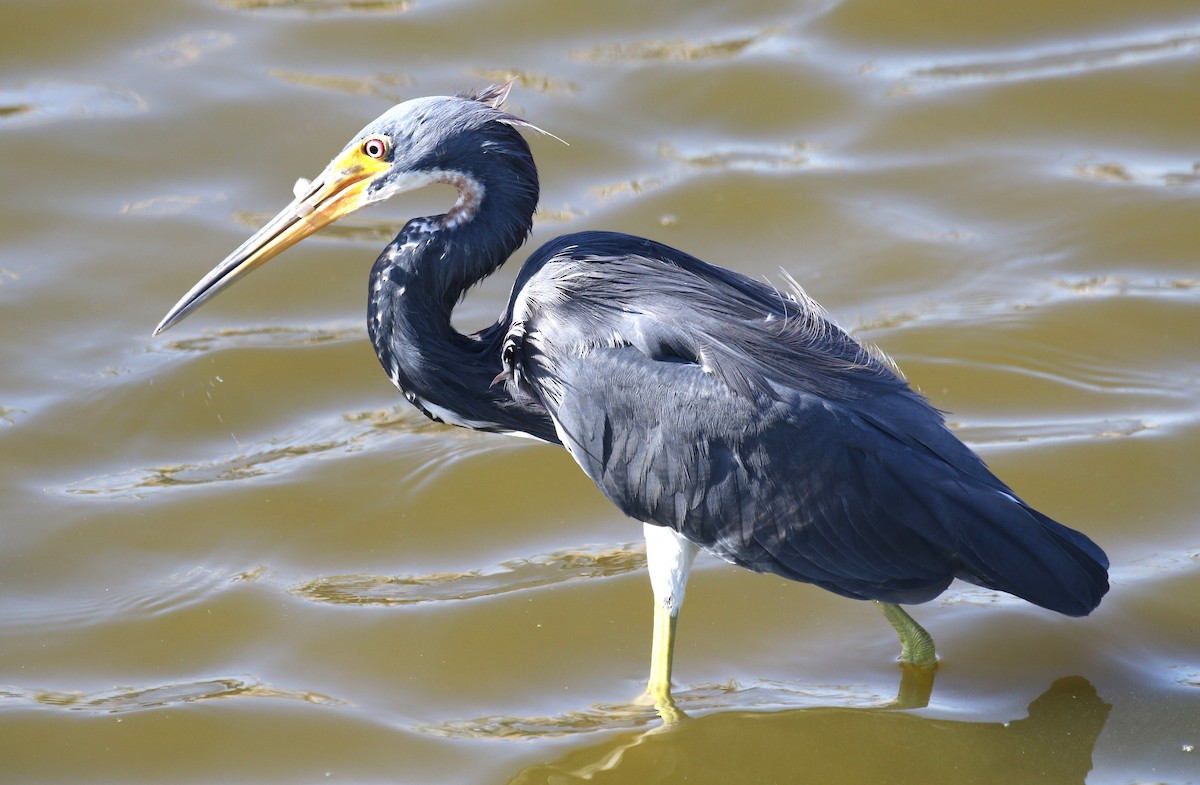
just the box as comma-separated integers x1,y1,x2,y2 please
886,28,1200,94
292,542,645,606
571,27,783,64
232,209,401,244
657,140,824,172
0,81,146,129
1072,159,1200,188
1050,275,1200,298
133,31,234,69
957,417,1161,448
155,322,362,353
267,68,412,101
590,140,820,205
467,69,579,98
220,0,409,13
120,193,225,216
856,274,1200,339
1119,547,1200,583
419,679,899,740
0,676,344,715
58,405,443,498
4,567,241,633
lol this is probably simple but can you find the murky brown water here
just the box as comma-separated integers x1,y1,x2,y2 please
2,0,1198,782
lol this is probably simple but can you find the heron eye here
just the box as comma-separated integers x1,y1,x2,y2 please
361,136,390,160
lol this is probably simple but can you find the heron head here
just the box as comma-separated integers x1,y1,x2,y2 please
154,83,541,335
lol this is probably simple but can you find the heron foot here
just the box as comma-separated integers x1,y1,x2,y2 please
637,681,687,725
874,601,938,667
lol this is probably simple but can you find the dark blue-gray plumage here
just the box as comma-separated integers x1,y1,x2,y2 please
504,233,1106,614
156,84,1109,713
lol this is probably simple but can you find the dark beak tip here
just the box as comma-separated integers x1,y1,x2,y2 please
153,308,185,337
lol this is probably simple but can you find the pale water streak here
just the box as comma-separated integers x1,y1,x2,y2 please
292,542,646,606
893,27,1200,92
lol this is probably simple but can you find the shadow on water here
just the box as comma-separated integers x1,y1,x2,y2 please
502,676,1110,785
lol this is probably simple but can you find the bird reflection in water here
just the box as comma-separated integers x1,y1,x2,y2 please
500,677,1110,785
156,83,1109,721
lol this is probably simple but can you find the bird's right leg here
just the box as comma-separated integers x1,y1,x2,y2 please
646,601,678,705
874,601,938,667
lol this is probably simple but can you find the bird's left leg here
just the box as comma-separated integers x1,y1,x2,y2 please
642,524,699,722
874,601,938,667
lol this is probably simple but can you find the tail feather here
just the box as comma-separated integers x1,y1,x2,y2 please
950,488,1109,616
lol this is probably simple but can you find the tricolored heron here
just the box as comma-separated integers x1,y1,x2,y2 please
155,84,1108,714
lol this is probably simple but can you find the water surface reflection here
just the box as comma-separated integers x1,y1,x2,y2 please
506,677,1110,785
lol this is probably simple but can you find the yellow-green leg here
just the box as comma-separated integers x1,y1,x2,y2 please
874,601,937,667
641,524,698,724
647,602,676,699
644,602,685,723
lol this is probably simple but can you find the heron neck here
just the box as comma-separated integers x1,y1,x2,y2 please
365,169,555,441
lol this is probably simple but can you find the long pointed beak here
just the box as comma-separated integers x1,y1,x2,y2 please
154,146,389,335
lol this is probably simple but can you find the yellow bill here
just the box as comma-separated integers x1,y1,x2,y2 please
154,144,391,335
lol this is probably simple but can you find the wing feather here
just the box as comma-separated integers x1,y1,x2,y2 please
503,231,1108,613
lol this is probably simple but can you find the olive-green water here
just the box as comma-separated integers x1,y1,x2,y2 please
2,1,1198,783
